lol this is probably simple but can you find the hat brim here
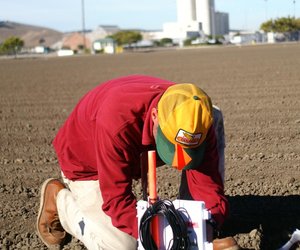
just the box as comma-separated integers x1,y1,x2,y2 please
156,126,206,170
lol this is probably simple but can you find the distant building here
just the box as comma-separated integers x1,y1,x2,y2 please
162,21,202,44
61,32,91,51
229,30,264,44
92,38,117,54
159,0,229,44
194,0,215,36
140,30,165,41
215,12,229,36
87,25,120,41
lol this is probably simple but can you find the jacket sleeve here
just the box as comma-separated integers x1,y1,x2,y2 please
94,123,139,239
180,127,229,227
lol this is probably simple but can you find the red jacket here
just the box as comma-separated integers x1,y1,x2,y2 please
53,75,228,239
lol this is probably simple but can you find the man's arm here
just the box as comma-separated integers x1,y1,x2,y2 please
179,127,229,227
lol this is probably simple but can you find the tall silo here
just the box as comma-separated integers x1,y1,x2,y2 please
195,0,215,36
176,0,196,24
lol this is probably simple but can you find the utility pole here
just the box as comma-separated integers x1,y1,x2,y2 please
265,0,268,21
293,0,296,18
81,0,86,50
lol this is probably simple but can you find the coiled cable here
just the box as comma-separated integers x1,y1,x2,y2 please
139,199,189,250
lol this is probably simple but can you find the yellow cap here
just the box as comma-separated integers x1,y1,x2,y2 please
156,84,213,170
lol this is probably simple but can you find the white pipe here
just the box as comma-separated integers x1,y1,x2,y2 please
278,229,300,250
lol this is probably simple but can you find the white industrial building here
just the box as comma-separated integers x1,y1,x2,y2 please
215,11,229,37
162,0,229,44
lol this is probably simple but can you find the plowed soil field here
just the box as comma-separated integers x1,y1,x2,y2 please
1,43,300,249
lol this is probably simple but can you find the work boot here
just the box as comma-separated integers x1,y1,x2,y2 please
36,178,66,248
213,236,240,250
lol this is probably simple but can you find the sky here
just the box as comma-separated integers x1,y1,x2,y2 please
0,0,299,32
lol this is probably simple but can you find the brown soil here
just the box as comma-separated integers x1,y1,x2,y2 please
1,44,300,249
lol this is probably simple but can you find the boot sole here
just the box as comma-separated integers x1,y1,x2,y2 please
36,178,61,249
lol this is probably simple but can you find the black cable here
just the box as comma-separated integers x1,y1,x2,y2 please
139,199,189,250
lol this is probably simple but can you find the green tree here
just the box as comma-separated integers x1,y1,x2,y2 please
109,31,142,47
260,20,274,32
260,16,300,32
160,38,173,46
0,36,24,56
183,38,193,46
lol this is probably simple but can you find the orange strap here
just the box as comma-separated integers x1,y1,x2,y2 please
172,144,192,170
